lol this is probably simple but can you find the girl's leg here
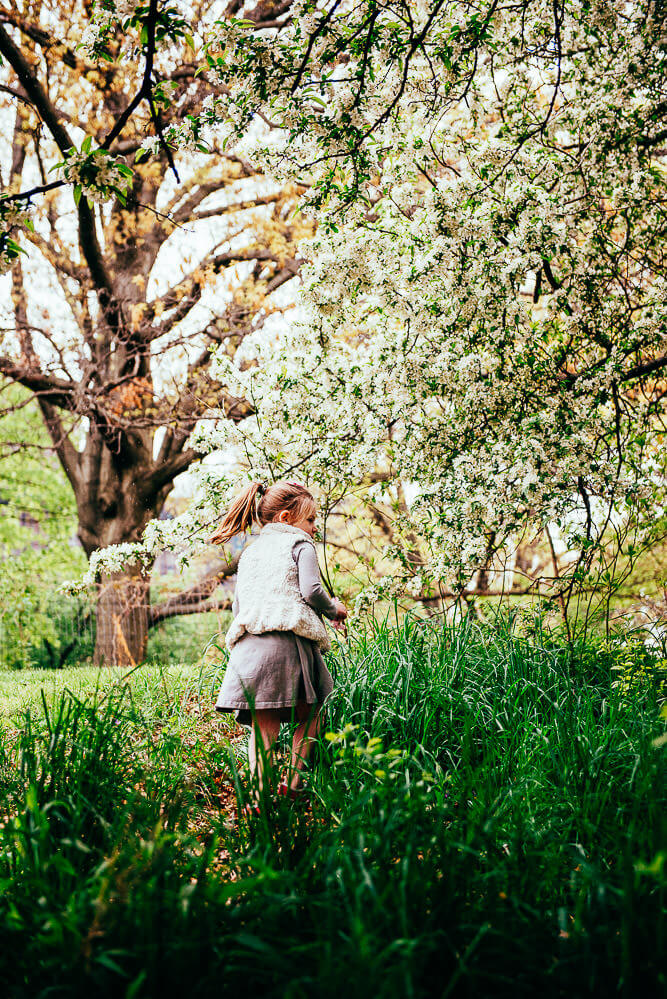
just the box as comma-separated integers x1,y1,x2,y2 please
288,701,320,791
249,709,281,792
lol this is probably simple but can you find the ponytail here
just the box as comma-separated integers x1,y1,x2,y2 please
209,479,316,545
209,482,265,545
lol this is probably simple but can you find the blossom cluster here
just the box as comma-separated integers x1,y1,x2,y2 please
79,0,147,58
140,115,208,157
0,200,33,276
56,144,133,205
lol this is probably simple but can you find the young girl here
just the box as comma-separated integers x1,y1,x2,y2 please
211,480,347,801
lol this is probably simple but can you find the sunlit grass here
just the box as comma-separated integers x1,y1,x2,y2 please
0,661,217,720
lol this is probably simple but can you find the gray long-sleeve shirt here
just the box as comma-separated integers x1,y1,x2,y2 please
292,539,338,618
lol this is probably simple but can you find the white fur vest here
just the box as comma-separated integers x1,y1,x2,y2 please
225,522,331,652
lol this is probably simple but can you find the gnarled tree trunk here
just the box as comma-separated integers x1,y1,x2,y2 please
74,427,163,668
94,566,149,666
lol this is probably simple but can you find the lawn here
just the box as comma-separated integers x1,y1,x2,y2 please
0,662,203,720
0,615,664,998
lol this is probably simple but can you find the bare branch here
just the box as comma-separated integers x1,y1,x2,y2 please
168,175,257,224
183,192,283,225
23,228,86,282
149,592,233,625
37,399,81,492
148,552,239,625
0,23,115,299
0,12,95,72
145,246,285,338
0,358,77,411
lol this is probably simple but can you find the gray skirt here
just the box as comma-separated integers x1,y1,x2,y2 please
215,630,334,726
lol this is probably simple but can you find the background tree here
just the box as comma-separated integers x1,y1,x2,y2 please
0,0,307,664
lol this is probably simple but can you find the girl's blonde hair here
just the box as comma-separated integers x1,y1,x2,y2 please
209,480,316,546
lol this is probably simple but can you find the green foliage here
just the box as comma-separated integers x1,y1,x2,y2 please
607,638,667,701
0,618,664,996
0,386,87,669
145,610,231,666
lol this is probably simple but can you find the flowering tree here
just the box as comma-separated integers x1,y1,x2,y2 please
0,0,309,663
4,1,667,628
186,0,667,618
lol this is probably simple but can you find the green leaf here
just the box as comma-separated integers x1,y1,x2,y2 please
95,953,128,976
73,185,82,207
4,237,26,258
81,135,92,155
185,33,195,51
126,972,148,999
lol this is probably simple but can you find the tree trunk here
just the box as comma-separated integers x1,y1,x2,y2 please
94,566,149,666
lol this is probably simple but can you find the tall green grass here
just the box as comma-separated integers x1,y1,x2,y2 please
0,616,664,998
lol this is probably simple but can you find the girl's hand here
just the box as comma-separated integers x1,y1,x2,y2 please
333,598,347,620
332,598,348,628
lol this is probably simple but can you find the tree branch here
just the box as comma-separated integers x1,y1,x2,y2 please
141,447,201,501
0,23,115,299
145,246,282,339
183,192,283,225
622,353,667,382
149,592,233,625
101,0,158,150
0,358,77,410
23,227,86,281
0,12,95,72
148,553,240,626
37,399,81,493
